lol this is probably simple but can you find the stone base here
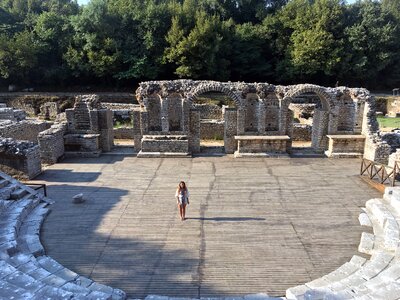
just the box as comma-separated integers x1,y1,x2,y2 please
234,151,289,158
64,151,102,158
140,135,189,155
325,151,364,158
234,135,290,158
137,151,191,158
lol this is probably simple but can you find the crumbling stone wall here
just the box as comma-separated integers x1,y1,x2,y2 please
0,138,41,179
292,124,312,141
200,120,224,140
38,123,67,164
135,80,379,158
0,120,50,143
194,104,222,119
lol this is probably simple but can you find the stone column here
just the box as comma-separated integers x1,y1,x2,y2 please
311,109,329,152
161,98,169,133
132,110,142,151
97,109,114,152
140,111,149,135
189,109,200,153
236,107,245,135
279,103,289,135
224,107,238,154
182,99,190,134
286,109,294,153
354,101,365,134
328,105,340,135
257,101,266,134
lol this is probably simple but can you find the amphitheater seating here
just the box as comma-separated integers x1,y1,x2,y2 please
286,187,400,300
0,171,126,300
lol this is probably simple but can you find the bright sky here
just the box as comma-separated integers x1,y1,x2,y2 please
76,0,358,6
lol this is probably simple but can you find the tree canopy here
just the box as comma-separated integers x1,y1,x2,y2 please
0,0,399,89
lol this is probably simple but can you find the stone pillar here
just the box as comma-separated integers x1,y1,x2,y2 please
224,107,238,154
279,104,289,135
286,109,294,152
161,98,169,133
257,101,266,134
97,109,114,152
354,101,365,134
189,109,200,153
132,110,142,151
182,99,190,134
311,109,329,152
236,108,245,135
140,111,149,135
328,105,339,134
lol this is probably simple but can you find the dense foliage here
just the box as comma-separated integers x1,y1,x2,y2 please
0,0,399,89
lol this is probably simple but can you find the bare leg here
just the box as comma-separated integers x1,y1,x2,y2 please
182,204,187,220
178,204,184,220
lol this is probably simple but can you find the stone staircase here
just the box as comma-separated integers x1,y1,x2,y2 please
286,187,400,300
0,171,126,300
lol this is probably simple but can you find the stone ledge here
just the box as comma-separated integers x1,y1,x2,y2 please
235,135,290,141
137,151,191,158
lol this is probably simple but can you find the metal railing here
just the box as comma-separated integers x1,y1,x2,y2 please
23,183,47,197
360,158,400,187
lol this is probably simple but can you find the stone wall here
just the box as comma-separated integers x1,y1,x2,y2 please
0,138,41,179
140,135,189,153
200,120,224,140
292,124,312,141
114,127,134,139
194,103,223,119
38,123,67,164
0,120,50,143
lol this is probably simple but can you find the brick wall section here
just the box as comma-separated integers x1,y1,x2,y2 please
200,120,224,140
0,138,41,179
114,128,134,139
292,124,312,141
0,120,50,143
38,123,67,164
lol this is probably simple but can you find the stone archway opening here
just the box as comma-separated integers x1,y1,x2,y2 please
192,91,237,155
286,91,329,155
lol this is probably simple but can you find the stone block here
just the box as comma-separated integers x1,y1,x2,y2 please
358,232,375,255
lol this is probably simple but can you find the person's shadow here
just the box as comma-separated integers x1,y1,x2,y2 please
186,217,265,222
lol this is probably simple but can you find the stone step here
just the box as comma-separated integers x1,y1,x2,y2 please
0,179,9,189
10,188,29,200
0,278,34,299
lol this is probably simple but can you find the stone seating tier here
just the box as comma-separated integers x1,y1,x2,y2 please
286,186,400,300
0,171,126,300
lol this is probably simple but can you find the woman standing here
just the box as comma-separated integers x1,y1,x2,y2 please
176,181,189,221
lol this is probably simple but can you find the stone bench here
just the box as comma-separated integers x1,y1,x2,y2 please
234,135,290,158
138,135,190,158
325,135,365,158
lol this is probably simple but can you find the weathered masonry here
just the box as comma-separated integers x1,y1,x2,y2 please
134,80,390,161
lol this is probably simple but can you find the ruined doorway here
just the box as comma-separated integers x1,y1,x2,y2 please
193,91,237,155
288,92,329,155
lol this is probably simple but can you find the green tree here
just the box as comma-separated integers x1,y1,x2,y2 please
164,11,233,80
342,0,400,86
0,30,40,83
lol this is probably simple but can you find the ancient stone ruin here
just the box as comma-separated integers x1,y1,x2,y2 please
134,80,390,161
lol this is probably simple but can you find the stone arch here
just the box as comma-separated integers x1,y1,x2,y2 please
186,82,243,108
282,84,334,111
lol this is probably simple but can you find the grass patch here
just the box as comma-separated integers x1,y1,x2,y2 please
377,116,400,129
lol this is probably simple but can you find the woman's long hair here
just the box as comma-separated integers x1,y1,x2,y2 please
177,181,187,194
